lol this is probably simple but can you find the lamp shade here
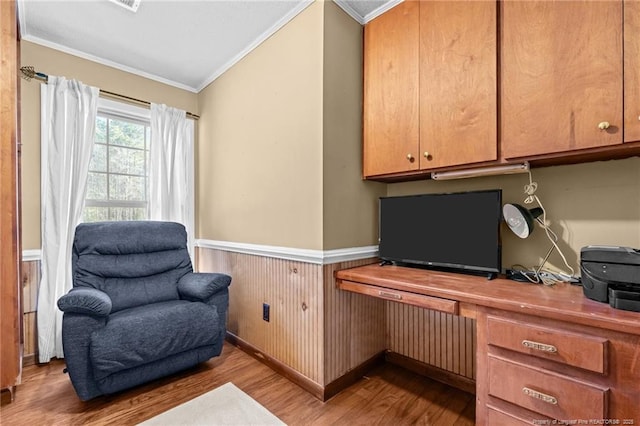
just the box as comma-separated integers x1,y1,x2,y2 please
503,203,543,239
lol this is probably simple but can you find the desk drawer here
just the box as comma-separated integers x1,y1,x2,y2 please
487,316,608,373
487,405,548,425
488,356,608,420
337,279,458,314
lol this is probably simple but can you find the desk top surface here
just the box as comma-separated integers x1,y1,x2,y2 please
335,264,640,335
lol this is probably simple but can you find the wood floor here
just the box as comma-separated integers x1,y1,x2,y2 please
0,342,475,425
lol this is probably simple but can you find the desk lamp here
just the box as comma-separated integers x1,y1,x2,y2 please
503,203,558,278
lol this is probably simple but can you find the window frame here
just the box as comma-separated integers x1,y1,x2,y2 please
83,98,151,222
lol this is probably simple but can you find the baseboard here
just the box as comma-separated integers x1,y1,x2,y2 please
225,333,472,401
385,351,476,395
1,387,16,405
226,332,386,402
22,353,37,367
225,332,325,400
322,351,386,401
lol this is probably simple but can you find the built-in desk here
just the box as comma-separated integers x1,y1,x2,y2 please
335,264,640,425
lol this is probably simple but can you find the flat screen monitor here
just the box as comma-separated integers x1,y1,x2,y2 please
379,189,502,276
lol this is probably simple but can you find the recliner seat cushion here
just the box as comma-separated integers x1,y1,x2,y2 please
89,300,219,381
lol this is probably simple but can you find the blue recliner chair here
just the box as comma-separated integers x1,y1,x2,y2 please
57,221,231,401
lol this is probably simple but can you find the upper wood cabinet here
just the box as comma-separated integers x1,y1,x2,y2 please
419,1,497,169
363,1,419,177
363,1,497,177
625,0,640,143
500,1,623,159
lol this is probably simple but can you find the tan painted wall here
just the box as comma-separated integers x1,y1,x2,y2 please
196,1,324,250
19,41,198,250
322,1,386,250
387,158,640,275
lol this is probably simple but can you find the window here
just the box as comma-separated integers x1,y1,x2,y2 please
83,107,151,222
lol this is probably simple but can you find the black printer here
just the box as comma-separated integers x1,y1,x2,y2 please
581,245,640,312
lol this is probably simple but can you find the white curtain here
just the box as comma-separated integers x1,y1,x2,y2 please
149,103,195,256
38,77,99,362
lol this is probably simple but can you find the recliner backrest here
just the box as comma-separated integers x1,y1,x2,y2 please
72,221,193,313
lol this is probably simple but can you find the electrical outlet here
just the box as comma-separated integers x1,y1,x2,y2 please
262,303,270,322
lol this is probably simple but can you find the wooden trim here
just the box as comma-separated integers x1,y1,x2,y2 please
385,351,476,395
227,332,386,402
225,332,325,401
21,354,36,367
322,351,386,401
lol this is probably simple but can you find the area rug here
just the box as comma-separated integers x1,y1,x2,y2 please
138,382,286,426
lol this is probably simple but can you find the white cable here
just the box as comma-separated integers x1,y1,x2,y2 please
520,170,576,285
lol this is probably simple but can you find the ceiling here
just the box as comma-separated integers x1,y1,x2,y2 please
18,0,400,93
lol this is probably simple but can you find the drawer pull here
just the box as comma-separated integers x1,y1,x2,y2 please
378,291,402,300
522,387,558,405
522,340,557,353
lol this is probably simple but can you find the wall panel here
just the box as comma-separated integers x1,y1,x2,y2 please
386,302,476,380
323,259,384,384
197,247,384,387
198,248,325,384
21,260,40,364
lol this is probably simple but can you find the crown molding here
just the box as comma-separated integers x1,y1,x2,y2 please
332,0,365,25
333,0,403,25
20,35,199,93
363,0,403,24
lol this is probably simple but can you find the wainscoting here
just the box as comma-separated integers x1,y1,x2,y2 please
20,248,476,392
196,246,476,395
387,303,476,381
196,248,384,387
21,259,40,365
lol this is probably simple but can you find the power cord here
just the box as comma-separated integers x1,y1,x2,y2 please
517,170,576,286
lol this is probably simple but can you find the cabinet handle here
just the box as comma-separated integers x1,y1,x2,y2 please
522,340,557,353
406,153,414,161
522,387,558,405
378,291,402,300
423,151,430,159
598,121,610,130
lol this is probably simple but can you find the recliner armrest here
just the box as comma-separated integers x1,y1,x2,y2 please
178,273,232,301
57,288,112,317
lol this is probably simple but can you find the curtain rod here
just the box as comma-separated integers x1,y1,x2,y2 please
19,66,200,120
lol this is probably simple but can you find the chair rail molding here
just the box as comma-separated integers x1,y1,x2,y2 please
195,239,379,265
22,249,42,262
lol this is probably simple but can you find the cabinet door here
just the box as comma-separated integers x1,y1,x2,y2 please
363,1,419,177
1,0,22,396
501,1,623,158
625,0,640,142
419,1,497,169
